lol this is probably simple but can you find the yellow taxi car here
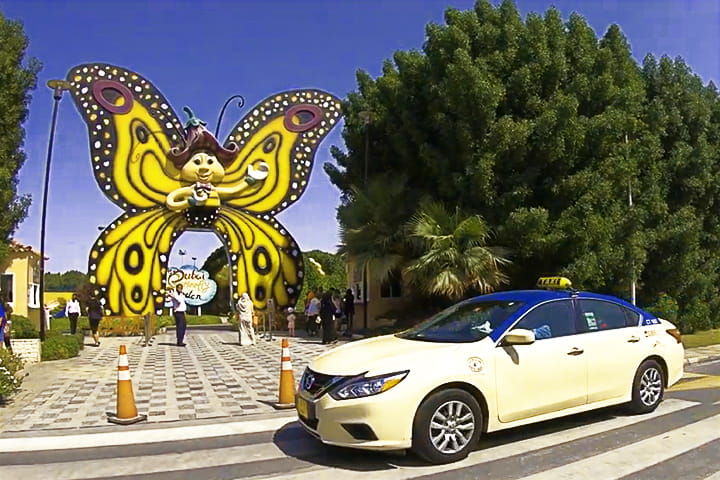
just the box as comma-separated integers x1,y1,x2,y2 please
295,277,685,464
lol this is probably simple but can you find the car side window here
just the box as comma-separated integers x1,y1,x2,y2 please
514,300,575,340
623,307,641,327
578,299,629,331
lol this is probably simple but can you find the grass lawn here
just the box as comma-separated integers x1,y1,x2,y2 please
682,328,720,349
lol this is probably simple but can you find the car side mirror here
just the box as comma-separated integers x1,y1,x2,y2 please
503,328,535,345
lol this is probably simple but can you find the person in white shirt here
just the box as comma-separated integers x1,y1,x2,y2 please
167,284,188,346
237,292,256,345
65,294,82,334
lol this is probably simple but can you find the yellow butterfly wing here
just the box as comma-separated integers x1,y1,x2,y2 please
213,207,302,311
89,209,187,315
219,90,342,214
66,63,185,209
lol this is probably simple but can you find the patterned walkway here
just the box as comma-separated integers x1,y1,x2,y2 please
0,330,336,432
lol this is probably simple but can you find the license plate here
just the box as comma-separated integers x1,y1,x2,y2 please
296,396,310,419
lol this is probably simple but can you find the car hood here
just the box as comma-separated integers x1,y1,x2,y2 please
309,334,462,376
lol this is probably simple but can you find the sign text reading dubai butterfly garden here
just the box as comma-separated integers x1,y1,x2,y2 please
165,266,217,306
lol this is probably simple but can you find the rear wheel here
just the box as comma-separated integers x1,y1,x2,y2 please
411,388,482,464
629,359,664,414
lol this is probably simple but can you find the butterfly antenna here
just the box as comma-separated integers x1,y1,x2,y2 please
215,94,245,138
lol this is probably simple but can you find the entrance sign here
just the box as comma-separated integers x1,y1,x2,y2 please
66,63,342,315
165,266,217,306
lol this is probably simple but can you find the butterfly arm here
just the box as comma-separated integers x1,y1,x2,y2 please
166,186,197,211
215,162,270,199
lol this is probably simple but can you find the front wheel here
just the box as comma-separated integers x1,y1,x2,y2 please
629,359,664,414
411,388,482,464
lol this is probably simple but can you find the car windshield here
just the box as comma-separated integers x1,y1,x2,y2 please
396,300,524,343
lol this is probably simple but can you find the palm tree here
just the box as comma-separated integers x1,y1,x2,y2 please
404,201,510,301
337,174,413,282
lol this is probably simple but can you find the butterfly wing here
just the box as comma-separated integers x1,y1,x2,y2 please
213,206,303,311
66,63,186,209
90,209,187,315
218,90,342,214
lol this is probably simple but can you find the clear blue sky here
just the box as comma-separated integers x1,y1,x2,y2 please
2,0,718,273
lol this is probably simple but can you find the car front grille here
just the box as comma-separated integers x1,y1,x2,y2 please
299,368,348,398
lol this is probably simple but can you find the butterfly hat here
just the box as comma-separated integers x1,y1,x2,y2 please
66,63,342,316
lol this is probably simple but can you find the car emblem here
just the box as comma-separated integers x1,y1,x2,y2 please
303,372,316,391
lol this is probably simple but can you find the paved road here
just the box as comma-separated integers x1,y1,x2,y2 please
1,360,718,480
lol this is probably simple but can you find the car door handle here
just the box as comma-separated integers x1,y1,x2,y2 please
567,348,584,356
627,336,641,343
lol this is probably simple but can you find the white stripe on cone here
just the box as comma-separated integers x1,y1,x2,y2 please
281,361,292,370
118,356,129,367
282,347,290,356
118,370,131,381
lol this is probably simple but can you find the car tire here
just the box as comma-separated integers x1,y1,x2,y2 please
411,388,482,464
629,359,664,414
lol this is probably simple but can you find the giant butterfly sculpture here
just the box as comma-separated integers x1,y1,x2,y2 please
66,63,342,315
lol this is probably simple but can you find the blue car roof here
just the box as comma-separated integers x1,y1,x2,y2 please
463,289,656,341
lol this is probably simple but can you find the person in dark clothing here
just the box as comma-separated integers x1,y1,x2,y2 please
343,288,355,331
319,290,335,344
86,295,103,346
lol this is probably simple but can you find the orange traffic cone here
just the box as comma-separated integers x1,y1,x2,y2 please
107,345,147,425
274,338,296,409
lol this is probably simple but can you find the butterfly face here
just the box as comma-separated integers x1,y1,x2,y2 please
183,152,225,184
66,63,342,316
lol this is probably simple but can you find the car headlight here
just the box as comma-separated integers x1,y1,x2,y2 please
330,371,409,400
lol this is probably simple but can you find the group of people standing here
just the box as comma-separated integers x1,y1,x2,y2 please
304,287,355,344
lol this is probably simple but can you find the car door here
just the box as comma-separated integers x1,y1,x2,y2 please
577,299,650,403
494,299,587,423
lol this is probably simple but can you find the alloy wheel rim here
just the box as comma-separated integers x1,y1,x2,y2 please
429,400,475,454
639,367,662,406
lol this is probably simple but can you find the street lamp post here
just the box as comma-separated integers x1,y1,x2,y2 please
359,111,372,330
38,79,70,341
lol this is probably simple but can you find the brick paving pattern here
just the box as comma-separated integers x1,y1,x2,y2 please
0,330,337,432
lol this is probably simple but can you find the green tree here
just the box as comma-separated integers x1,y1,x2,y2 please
0,13,40,264
327,0,720,332
405,201,510,300
44,270,88,292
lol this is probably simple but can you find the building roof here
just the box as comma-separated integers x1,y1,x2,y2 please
8,240,44,259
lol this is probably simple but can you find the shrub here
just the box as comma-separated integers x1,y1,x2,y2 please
41,334,82,361
0,348,25,398
11,315,39,339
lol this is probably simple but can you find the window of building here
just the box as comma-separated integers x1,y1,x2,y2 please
0,273,14,303
28,283,40,308
380,269,402,298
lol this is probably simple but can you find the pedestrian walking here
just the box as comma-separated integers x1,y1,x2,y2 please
0,293,12,352
343,288,355,332
65,294,81,334
237,292,257,345
286,307,296,337
320,289,335,344
305,289,321,336
167,284,188,346
86,294,103,346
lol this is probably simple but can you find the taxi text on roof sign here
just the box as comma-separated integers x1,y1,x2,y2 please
536,276,573,289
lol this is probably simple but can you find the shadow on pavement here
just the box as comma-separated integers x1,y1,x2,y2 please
272,422,410,472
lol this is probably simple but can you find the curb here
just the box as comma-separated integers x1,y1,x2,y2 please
684,354,720,366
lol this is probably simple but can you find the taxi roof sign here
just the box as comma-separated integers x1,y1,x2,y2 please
536,276,573,290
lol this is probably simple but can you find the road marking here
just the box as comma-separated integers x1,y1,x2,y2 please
258,398,700,480
1,438,300,479
669,374,720,392
0,413,298,452
521,413,720,480
704,472,720,480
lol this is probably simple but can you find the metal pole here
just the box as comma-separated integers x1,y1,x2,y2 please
362,113,370,330
626,134,636,305
39,80,70,341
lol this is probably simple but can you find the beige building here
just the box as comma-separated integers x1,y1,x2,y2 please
347,259,408,330
1,240,42,327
